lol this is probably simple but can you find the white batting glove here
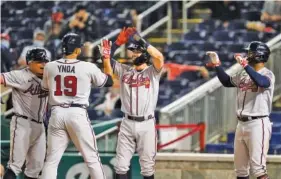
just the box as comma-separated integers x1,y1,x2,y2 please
206,51,221,67
234,53,248,68
98,38,112,60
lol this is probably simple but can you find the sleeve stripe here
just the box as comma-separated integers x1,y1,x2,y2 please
97,74,108,88
2,74,6,87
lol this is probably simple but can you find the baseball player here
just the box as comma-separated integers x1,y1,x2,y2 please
109,27,164,179
40,33,113,179
206,41,274,179
1,48,50,179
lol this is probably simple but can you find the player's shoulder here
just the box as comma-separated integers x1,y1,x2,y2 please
7,68,29,75
261,67,275,78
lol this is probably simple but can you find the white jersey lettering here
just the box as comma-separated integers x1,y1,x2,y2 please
43,58,108,107
113,61,163,117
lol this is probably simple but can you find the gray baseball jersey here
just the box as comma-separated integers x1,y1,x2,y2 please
2,68,48,122
113,61,163,117
42,58,108,107
2,68,47,178
113,61,163,177
231,67,275,117
41,58,106,179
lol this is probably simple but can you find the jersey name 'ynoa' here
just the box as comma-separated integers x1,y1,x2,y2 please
58,65,75,73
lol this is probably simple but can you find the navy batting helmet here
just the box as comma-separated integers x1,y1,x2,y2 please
26,48,50,64
127,42,146,53
127,42,150,66
62,33,83,55
244,41,270,63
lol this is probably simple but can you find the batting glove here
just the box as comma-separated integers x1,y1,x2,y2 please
205,51,221,67
115,27,136,46
99,38,112,60
234,53,248,68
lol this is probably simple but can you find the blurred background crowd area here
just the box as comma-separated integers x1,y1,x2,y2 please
1,0,281,120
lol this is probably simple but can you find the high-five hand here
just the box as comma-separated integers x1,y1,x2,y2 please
206,51,221,67
234,53,248,68
99,38,112,60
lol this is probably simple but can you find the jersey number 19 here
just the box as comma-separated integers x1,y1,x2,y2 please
54,75,77,96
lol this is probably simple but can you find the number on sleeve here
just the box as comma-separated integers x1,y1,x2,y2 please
54,75,77,96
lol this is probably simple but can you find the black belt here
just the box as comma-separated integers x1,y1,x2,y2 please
126,114,154,122
237,115,268,122
15,114,42,124
53,103,86,108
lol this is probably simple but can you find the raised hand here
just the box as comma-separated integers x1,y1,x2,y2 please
206,51,221,67
115,27,137,46
99,38,112,60
234,53,248,68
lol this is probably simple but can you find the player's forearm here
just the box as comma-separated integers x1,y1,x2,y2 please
215,66,235,87
244,66,270,88
147,45,164,70
103,58,113,76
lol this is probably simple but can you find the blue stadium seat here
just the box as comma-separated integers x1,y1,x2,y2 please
270,132,281,146
110,109,123,118
213,30,235,43
205,143,227,153
194,42,218,52
227,20,246,30
227,132,235,144
194,19,221,31
87,109,105,120
180,71,199,82
24,9,38,17
183,31,208,42
225,144,234,154
240,31,261,43
164,42,189,53
226,44,245,53
216,52,232,62
272,123,281,133
178,52,201,63
270,112,281,124
17,28,33,39
241,10,261,21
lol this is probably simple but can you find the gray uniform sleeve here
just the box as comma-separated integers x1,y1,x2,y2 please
230,74,240,87
147,65,164,81
264,70,275,89
112,60,131,78
90,63,108,88
2,70,27,90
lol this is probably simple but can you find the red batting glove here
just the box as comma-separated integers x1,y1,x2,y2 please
99,39,111,59
115,27,128,46
234,53,248,68
115,27,137,46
